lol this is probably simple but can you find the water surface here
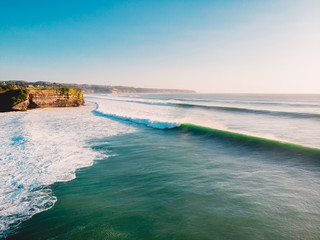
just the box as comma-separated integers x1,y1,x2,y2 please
1,94,320,239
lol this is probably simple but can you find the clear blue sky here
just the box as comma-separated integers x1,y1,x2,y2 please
0,0,319,93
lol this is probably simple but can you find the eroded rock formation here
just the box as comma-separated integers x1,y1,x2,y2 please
0,88,84,112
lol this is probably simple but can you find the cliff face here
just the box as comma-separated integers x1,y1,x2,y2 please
28,89,84,109
0,88,84,112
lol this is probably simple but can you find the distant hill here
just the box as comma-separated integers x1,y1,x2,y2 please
1,80,196,94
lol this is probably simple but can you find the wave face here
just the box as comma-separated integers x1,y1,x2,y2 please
90,93,320,149
0,104,134,238
93,111,178,129
178,123,320,158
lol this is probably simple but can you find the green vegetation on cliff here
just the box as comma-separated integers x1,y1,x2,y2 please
0,83,15,92
11,89,29,105
60,88,69,94
0,89,29,111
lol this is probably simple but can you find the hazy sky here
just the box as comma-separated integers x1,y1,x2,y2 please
0,0,319,93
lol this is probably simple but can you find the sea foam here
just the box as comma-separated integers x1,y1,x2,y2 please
93,96,180,129
0,104,134,238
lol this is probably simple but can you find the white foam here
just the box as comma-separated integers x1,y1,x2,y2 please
95,111,178,129
0,104,134,237
93,97,182,129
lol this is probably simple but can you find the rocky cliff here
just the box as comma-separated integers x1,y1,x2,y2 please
0,88,84,112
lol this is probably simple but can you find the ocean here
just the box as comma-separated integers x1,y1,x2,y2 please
1,93,320,239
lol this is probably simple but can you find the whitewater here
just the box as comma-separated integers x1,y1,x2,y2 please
0,103,134,238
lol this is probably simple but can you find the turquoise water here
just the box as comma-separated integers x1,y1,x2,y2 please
1,94,320,239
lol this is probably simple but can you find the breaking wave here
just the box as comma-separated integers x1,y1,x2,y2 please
93,106,320,158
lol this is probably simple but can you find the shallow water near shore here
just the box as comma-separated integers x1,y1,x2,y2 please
1,94,320,239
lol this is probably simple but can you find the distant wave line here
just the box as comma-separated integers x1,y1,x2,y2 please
175,103,320,119
89,96,170,106
90,96,320,119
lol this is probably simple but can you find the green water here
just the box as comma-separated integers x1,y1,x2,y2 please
7,126,320,240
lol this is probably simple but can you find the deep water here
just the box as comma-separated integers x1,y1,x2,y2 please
2,94,320,239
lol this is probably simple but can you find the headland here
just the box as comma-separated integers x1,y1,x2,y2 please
0,83,84,112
